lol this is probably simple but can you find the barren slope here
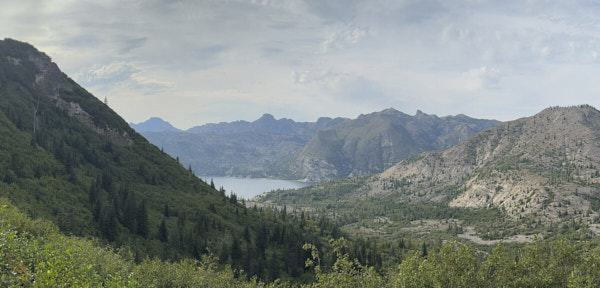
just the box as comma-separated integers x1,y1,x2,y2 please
374,105,600,223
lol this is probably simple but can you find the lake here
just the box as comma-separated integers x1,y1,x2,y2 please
198,176,313,200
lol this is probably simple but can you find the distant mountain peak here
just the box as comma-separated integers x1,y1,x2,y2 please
381,107,399,113
359,108,407,119
130,117,180,132
256,113,276,121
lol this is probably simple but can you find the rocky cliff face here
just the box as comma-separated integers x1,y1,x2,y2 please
373,105,600,222
2,39,132,146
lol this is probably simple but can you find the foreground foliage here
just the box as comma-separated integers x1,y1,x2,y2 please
3,197,600,287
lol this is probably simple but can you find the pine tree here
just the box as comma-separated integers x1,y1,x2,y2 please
267,250,281,282
137,200,149,238
243,225,251,242
122,191,137,233
158,218,168,242
100,205,118,242
231,236,242,263
163,202,170,217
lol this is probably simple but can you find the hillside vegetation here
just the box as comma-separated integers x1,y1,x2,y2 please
0,38,367,283
3,197,600,287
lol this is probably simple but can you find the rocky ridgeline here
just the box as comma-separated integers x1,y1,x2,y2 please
373,105,600,223
4,39,133,146
291,108,499,181
138,108,499,181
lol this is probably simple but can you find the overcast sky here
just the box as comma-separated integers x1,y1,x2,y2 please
3,0,600,129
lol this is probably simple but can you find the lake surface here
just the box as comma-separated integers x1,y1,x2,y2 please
198,176,313,200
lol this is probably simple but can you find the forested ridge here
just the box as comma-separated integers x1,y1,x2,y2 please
0,38,382,284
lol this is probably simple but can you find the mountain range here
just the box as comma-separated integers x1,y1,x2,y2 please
256,105,600,242
134,109,499,181
137,114,346,178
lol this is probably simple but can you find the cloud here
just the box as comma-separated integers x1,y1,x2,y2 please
292,68,384,104
332,75,383,101
75,62,139,85
321,24,369,53
75,62,174,94
5,0,600,127
461,66,501,91
117,37,147,54
129,73,176,93
292,69,340,86
303,0,361,22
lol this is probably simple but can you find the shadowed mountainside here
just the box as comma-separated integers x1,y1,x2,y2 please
138,109,499,180
291,108,500,180
140,114,347,178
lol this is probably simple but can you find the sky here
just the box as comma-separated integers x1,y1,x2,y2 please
3,0,600,130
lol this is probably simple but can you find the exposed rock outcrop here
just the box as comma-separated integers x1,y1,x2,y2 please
373,105,600,222
19,40,133,146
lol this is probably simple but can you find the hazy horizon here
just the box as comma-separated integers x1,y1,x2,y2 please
3,1,600,129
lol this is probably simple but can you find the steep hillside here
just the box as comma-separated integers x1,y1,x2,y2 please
0,39,348,281
375,106,600,222
141,114,347,178
291,108,500,181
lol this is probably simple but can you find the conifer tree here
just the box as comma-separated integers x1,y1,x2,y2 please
137,200,149,238
164,202,170,217
158,218,168,242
